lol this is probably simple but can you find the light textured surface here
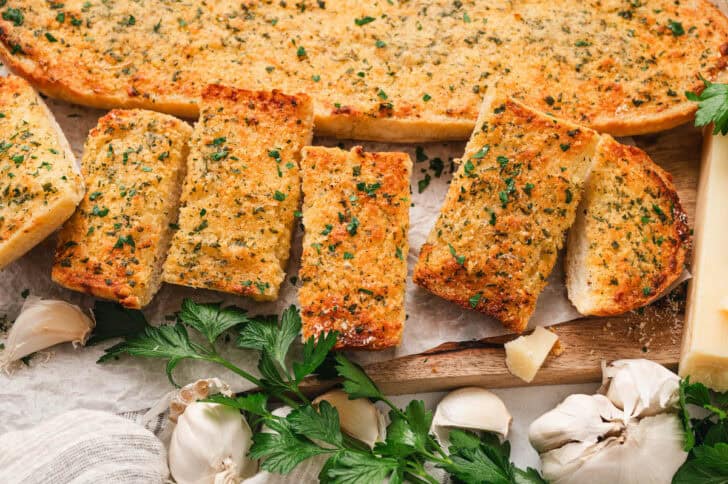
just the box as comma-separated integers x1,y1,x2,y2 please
299,146,411,349
0,74,83,269
52,109,192,308
0,1,726,141
0,409,168,484
163,86,314,301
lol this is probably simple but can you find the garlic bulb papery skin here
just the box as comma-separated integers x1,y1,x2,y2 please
0,297,94,371
313,390,386,448
431,387,512,444
170,378,233,423
601,359,680,419
529,394,623,453
540,414,687,484
169,402,254,484
529,359,688,484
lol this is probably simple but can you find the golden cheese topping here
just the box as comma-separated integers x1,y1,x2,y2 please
299,146,411,350
0,1,725,141
163,86,313,301
414,93,600,333
0,74,83,270
566,135,690,316
52,109,191,308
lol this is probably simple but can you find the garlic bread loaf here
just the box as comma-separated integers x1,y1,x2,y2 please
163,86,313,301
52,109,191,308
299,146,411,350
414,93,600,333
0,1,726,141
0,74,83,270
566,136,690,316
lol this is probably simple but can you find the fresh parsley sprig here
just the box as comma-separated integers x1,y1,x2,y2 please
686,76,728,135
674,379,728,483
96,299,544,483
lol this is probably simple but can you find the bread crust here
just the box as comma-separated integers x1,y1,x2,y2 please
0,1,725,141
566,136,690,316
162,86,314,301
52,109,192,308
414,93,600,333
0,74,84,270
299,146,411,350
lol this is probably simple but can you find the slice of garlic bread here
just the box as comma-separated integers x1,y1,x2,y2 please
52,109,191,308
566,136,690,316
163,86,313,301
0,74,83,270
299,146,411,350
414,93,600,333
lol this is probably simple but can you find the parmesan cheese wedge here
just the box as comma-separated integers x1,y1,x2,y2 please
679,131,728,391
504,327,559,383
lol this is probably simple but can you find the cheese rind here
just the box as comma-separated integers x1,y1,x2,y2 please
504,327,559,383
0,75,84,270
679,132,728,391
163,86,314,301
52,109,191,308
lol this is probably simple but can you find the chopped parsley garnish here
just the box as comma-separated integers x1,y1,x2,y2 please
418,174,431,193
667,19,685,36
273,190,287,201
113,234,135,249
354,16,375,26
422,93,432,102
88,191,102,201
560,143,571,152
343,252,354,260
321,224,333,236
415,146,428,162
347,216,360,235
297,46,307,58
472,145,490,159
395,247,403,260
448,243,466,265
357,181,381,196
45,32,58,42
375,39,386,48
469,293,482,308
463,160,476,177
91,205,109,217
2,8,24,26
565,188,573,204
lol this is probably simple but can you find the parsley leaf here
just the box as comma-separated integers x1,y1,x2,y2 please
250,422,332,474
686,77,728,135
87,301,148,345
334,353,384,400
178,299,249,343
205,393,270,417
293,331,339,382
287,400,343,448
443,430,514,484
324,451,399,484
98,324,210,385
237,305,300,370
673,443,728,484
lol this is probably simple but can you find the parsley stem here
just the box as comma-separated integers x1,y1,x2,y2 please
208,355,263,388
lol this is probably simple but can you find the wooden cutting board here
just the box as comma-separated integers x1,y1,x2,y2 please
358,124,702,395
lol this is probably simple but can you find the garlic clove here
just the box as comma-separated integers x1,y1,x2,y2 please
313,390,385,448
169,402,253,484
0,296,94,371
170,378,233,423
431,387,512,443
540,414,687,484
600,359,680,419
529,394,623,453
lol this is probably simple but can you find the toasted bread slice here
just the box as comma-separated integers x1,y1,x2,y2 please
52,109,191,308
0,74,83,270
0,1,726,140
163,86,313,301
566,136,690,316
299,146,411,350
414,93,600,333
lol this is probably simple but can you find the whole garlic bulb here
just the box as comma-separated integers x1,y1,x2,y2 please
0,297,93,371
169,402,254,484
431,387,512,443
529,359,687,484
313,390,386,448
